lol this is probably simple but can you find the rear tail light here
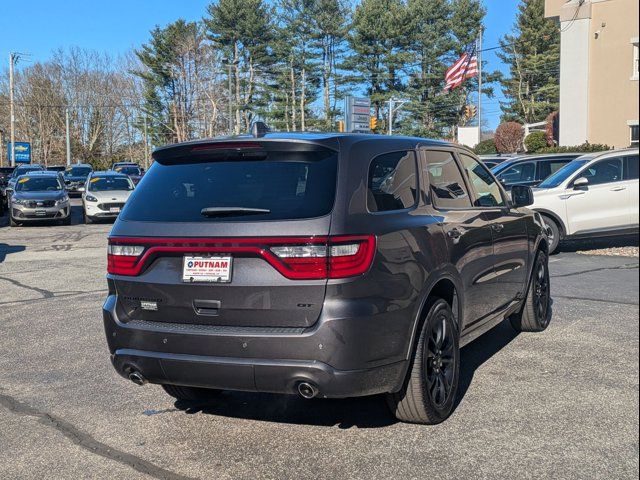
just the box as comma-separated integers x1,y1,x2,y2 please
107,235,375,280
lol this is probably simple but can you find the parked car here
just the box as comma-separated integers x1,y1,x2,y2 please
0,166,15,215
3,164,46,207
46,165,67,172
63,163,93,195
491,153,582,191
530,149,639,253
103,133,552,425
111,162,144,185
82,171,135,224
8,171,70,227
478,154,516,169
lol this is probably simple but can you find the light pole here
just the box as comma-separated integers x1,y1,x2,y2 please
9,53,16,166
0,128,4,167
221,59,237,135
387,98,408,135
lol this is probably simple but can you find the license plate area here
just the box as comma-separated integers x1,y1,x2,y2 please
109,207,121,213
182,256,232,283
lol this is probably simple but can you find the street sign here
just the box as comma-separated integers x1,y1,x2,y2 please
9,142,31,164
344,96,371,133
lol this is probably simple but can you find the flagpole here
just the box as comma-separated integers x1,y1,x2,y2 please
477,27,483,142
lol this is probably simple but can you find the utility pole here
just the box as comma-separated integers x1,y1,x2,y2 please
222,59,235,135
387,98,408,135
65,107,72,166
143,114,149,168
0,129,4,167
9,53,16,166
477,27,483,142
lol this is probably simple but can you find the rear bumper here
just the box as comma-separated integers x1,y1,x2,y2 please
103,294,410,398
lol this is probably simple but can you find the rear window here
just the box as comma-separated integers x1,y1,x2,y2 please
121,149,338,222
367,151,417,212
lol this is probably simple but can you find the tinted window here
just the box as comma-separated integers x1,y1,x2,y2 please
498,162,535,183
16,176,63,191
424,151,471,209
625,155,639,180
66,166,92,177
122,149,337,222
538,160,589,188
89,176,134,191
459,154,506,207
537,160,571,180
368,151,417,212
579,158,623,186
114,166,141,175
13,166,42,178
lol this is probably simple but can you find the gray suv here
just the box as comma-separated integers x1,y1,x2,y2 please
103,133,551,424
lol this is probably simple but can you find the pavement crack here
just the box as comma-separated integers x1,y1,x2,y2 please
0,275,55,299
0,288,108,307
0,392,199,480
551,263,638,279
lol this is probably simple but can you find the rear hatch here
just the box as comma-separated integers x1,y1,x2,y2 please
108,141,342,328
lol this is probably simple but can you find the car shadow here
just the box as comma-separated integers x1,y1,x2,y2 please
170,312,540,428
0,243,26,263
559,234,638,253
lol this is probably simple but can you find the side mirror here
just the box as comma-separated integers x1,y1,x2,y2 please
573,177,589,190
511,185,534,208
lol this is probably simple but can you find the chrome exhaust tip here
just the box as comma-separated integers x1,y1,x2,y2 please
297,382,319,399
128,371,147,386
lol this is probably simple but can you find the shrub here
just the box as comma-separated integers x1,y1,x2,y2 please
474,138,497,155
537,142,612,154
524,131,548,152
494,122,524,154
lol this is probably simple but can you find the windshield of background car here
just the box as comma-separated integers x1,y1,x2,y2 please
120,149,338,222
13,166,42,178
114,166,141,176
15,176,63,192
538,160,589,188
65,166,92,177
89,176,134,191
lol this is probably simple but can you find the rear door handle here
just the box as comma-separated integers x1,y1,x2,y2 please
193,299,221,316
610,186,627,192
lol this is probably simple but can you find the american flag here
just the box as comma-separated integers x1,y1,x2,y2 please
444,47,478,92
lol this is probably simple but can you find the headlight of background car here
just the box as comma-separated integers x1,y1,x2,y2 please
12,197,26,206
85,194,98,202
55,196,69,206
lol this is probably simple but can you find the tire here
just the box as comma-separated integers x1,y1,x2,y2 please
84,214,93,224
541,215,561,254
9,214,18,227
510,251,552,333
386,298,460,424
161,384,221,402
62,215,72,226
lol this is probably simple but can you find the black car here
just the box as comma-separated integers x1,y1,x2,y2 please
103,132,551,424
491,154,582,191
64,163,93,195
111,162,144,185
0,166,15,214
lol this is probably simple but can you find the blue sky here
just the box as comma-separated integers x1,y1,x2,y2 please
0,0,519,130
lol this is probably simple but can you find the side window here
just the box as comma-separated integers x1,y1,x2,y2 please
367,151,417,212
625,155,639,180
459,153,507,208
580,158,623,186
423,150,471,209
537,160,570,181
499,162,535,182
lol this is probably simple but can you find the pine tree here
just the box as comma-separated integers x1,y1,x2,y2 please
205,0,275,133
497,0,560,124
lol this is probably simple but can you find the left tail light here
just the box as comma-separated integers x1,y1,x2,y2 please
107,235,376,280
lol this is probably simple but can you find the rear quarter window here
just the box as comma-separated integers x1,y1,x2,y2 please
120,149,338,222
367,151,418,212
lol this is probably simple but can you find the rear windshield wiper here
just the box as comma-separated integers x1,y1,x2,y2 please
200,207,271,217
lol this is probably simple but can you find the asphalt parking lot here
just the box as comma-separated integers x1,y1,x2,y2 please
0,200,638,480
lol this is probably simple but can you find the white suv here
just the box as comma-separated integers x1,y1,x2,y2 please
530,149,639,253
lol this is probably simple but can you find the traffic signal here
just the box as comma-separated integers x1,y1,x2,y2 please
464,105,477,119
369,116,378,131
